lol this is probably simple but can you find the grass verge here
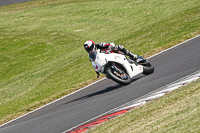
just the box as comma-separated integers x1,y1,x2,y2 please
0,0,200,124
88,79,200,133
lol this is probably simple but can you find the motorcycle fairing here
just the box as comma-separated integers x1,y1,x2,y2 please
90,49,143,78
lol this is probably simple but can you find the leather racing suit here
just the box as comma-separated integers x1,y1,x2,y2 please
95,42,138,78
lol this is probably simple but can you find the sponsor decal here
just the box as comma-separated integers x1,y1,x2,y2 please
93,65,98,70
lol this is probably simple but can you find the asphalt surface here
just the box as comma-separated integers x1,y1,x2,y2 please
0,35,199,133
0,0,34,6
1,1,200,132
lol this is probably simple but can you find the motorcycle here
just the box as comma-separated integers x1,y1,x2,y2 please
89,49,154,85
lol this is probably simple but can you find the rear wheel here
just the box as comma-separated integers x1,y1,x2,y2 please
106,66,131,85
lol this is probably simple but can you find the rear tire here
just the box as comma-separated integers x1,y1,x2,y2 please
106,66,131,85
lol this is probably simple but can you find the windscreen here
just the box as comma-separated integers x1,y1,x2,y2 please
89,50,97,61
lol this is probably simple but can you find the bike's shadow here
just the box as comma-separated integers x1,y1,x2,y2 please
63,84,123,105
64,74,145,105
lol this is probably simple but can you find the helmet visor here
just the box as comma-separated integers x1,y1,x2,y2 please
84,44,94,53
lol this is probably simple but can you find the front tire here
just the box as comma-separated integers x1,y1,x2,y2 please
106,66,131,85
141,60,154,75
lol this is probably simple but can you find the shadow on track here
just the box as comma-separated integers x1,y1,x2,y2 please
63,84,123,105
64,75,145,105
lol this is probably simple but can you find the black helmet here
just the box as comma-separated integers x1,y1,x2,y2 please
84,40,96,53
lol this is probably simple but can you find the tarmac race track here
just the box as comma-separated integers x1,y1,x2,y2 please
0,0,34,6
0,33,200,132
1,1,200,133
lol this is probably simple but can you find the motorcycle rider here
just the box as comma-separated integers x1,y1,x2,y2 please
84,40,138,78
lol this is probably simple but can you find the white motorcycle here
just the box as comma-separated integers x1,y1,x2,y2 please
89,49,154,85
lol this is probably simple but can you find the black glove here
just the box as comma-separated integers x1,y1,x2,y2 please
98,42,108,48
96,72,100,78
98,42,105,46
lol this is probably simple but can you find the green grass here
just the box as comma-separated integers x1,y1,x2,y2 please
0,0,200,124
88,79,200,133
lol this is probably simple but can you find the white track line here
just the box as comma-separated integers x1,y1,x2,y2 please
65,70,200,132
148,35,200,59
114,102,146,112
1,35,200,128
64,35,200,132
0,78,106,128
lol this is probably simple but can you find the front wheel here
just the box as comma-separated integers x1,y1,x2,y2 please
106,66,131,85
136,56,154,75
141,60,154,75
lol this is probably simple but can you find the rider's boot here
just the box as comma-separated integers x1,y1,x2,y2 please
115,45,138,61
